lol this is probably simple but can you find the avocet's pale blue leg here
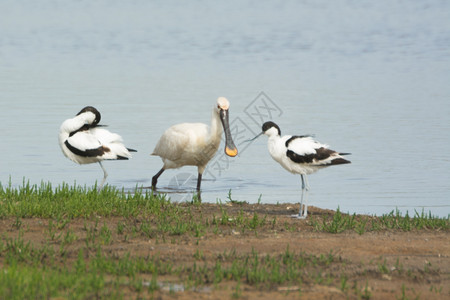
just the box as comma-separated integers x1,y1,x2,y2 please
300,175,305,190
297,188,309,218
292,175,309,219
302,189,309,218
302,174,310,191
98,162,108,191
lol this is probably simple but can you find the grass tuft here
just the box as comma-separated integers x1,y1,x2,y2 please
308,208,448,233
0,181,448,298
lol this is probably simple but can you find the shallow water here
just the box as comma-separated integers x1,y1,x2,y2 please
1,0,449,217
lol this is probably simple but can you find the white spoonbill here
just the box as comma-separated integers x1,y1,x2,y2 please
250,121,350,218
151,97,238,194
59,106,136,190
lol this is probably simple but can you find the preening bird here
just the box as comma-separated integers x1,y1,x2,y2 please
151,97,238,194
250,121,350,218
58,106,136,190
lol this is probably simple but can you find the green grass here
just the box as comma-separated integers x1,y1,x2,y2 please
1,181,447,233
0,234,339,297
308,207,449,234
0,180,157,219
0,181,448,298
0,261,120,300
0,229,343,299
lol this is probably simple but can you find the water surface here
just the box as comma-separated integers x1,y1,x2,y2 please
1,0,449,217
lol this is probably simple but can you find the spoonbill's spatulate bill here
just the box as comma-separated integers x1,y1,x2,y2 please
253,121,350,219
151,97,238,195
59,106,136,190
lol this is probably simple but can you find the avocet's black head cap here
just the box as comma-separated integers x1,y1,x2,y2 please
262,121,281,135
77,106,101,125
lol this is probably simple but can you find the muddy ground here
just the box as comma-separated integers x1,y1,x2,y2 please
1,203,449,299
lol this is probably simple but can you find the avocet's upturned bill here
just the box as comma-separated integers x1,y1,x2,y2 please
151,97,238,195
59,106,136,190
252,121,351,219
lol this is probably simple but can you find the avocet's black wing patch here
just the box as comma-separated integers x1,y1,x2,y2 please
64,140,109,158
285,135,314,148
69,124,90,137
289,147,332,163
286,147,350,165
69,123,107,137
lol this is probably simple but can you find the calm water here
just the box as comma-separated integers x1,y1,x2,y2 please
1,1,449,217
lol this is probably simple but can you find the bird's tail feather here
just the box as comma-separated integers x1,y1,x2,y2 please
330,157,351,165
115,156,130,160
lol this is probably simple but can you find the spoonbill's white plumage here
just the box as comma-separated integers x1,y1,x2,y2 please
252,121,350,219
151,97,238,194
59,106,136,190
